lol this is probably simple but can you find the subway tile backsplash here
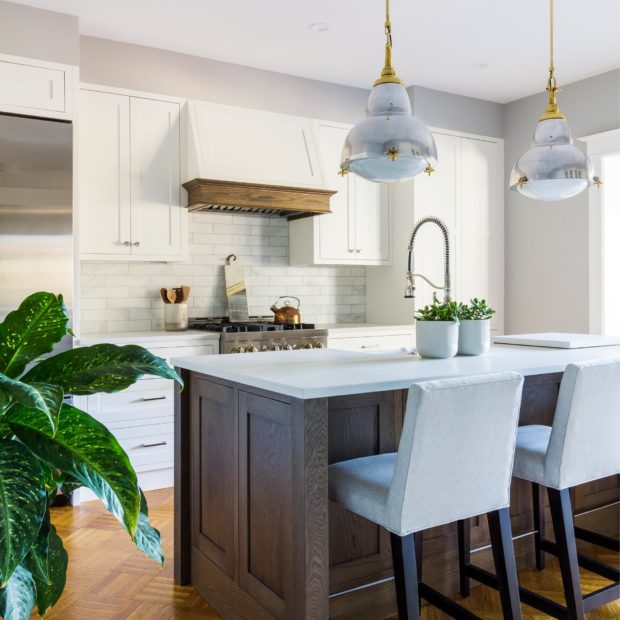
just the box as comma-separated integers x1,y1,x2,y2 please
79,213,366,333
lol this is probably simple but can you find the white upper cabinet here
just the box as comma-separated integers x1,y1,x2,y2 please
289,122,391,266
79,87,185,261
0,54,74,120
188,101,325,188
366,130,504,332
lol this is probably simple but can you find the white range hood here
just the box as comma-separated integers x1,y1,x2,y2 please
184,101,334,219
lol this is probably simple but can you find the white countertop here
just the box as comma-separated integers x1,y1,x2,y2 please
76,330,220,346
172,344,620,399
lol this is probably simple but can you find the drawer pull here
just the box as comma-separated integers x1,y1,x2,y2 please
138,441,167,449
139,395,167,402
361,344,380,349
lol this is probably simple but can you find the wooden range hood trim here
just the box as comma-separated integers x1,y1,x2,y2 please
182,178,335,220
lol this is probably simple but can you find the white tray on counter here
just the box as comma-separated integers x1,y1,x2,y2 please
493,333,620,349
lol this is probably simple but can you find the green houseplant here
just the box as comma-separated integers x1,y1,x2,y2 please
414,300,460,359
457,298,495,356
0,292,183,619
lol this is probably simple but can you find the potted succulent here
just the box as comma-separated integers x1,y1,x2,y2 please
457,298,495,356
414,300,460,359
0,292,183,619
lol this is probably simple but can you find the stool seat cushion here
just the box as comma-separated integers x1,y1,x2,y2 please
329,453,397,529
513,425,551,485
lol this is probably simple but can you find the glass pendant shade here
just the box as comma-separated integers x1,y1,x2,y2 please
341,82,437,183
510,118,595,201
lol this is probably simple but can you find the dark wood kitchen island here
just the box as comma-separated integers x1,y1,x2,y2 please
172,346,620,619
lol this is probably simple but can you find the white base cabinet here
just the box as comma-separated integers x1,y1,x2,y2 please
72,335,218,502
289,122,391,266
366,130,504,333
79,86,186,261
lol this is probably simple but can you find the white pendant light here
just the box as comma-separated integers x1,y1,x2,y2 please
510,0,601,201
339,0,437,183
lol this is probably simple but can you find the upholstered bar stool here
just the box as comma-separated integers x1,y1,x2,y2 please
514,359,620,618
328,372,524,620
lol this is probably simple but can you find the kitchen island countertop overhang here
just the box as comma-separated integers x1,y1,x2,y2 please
171,343,620,399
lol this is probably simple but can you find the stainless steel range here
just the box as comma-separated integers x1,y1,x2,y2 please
188,317,328,354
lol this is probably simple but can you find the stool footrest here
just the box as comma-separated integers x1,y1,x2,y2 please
540,539,620,582
418,581,480,620
464,563,569,619
574,526,620,552
583,583,620,613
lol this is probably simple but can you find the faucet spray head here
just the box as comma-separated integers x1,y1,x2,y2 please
404,271,415,298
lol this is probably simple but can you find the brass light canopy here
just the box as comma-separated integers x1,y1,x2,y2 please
509,0,600,201
339,0,437,183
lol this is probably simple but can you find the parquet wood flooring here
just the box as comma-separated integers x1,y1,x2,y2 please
36,488,619,619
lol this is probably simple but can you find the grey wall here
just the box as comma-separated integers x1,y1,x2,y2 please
409,85,504,138
0,0,78,65
504,69,620,333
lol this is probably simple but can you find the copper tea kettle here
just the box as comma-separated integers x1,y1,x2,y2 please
270,296,301,325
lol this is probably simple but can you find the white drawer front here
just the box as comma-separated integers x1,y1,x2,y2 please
328,333,414,352
150,343,217,366
114,421,173,442
119,432,173,471
86,379,174,414
0,61,65,112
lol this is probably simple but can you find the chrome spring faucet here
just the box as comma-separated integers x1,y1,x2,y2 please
404,216,452,302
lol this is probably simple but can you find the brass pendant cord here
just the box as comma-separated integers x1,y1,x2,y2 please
375,0,403,85
540,0,565,120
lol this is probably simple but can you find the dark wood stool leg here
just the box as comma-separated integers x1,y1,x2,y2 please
414,531,423,613
457,518,471,597
390,532,420,620
548,487,585,620
488,508,522,620
532,482,546,570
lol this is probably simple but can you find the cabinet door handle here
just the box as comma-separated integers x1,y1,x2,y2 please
133,241,140,247
123,241,131,246
355,249,362,253
347,249,354,253
138,441,167,449
361,344,380,349
140,395,167,402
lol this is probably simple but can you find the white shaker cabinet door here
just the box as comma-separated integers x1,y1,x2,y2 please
459,137,503,330
354,176,390,262
317,123,355,261
79,89,131,255
0,59,65,114
129,97,181,258
412,132,460,309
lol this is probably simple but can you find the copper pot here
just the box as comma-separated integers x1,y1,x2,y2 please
270,296,301,325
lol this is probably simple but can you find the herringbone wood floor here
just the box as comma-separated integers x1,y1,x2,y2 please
37,488,619,619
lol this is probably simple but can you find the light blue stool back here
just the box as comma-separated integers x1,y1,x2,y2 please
545,358,620,489
387,372,524,534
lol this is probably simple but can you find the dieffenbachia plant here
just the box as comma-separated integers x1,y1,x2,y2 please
0,292,182,619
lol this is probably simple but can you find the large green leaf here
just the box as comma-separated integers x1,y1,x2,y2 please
8,404,140,536
0,293,69,379
32,524,67,616
22,515,50,584
23,343,182,395
0,373,62,433
0,565,36,620
0,440,47,586
134,490,163,565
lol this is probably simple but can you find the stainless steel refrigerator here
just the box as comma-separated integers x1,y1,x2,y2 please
0,113,73,348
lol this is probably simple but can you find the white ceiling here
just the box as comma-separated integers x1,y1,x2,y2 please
14,0,620,103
